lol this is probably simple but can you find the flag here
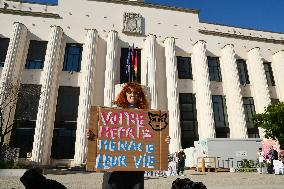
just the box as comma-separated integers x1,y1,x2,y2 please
133,48,138,81
126,46,132,82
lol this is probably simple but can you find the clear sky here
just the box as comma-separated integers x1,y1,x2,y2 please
23,0,284,33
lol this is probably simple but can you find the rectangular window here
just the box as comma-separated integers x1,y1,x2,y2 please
179,93,198,148
63,43,83,72
120,47,141,84
10,84,41,158
177,56,192,79
9,121,35,158
25,40,48,69
52,86,80,159
55,86,80,122
208,56,222,82
237,59,250,85
263,62,275,86
212,95,229,138
0,38,10,67
271,98,279,105
243,97,259,138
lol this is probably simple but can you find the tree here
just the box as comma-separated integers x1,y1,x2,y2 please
253,102,284,144
0,83,41,153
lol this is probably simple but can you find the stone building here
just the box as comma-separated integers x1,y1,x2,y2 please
0,0,283,167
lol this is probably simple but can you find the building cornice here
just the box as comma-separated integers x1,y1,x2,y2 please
0,8,61,18
199,29,284,45
89,0,199,14
5,0,57,6
201,21,284,35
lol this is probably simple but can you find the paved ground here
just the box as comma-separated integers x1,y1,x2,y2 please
1,170,284,189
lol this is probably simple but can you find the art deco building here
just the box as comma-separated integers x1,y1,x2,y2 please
0,0,283,167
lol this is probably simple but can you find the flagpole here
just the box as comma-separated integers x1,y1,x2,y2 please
126,46,131,82
131,43,135,82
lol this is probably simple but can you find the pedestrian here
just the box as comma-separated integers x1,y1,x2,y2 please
87,82,170,189
257,148,264,174
167,153,177,176
177,149,186,176
271,148,279,161
270,147,279,173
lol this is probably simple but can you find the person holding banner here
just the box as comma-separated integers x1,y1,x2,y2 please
87,82,170,189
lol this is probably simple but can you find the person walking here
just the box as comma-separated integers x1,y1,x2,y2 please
257,148,264,174
177,149,186,176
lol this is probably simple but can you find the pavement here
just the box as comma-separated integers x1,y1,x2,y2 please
0,170,284,189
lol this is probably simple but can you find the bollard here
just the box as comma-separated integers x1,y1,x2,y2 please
201,157,205,173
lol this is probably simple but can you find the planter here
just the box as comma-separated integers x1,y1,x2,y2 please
0,169,27,176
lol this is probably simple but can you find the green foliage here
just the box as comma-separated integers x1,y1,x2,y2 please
239,159,256,168
237,159,257,172
237,168,256,172
253,102,284,143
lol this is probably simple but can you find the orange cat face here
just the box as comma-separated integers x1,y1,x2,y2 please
148,112,168,131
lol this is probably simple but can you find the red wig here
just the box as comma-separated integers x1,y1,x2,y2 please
113,82,148,109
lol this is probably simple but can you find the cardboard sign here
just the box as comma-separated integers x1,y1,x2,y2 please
86,106,169,172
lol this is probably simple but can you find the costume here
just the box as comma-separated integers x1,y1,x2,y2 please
167,153,177,176
102,104,144,189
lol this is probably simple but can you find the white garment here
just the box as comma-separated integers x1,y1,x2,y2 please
258,151,264,163
166,153,177,176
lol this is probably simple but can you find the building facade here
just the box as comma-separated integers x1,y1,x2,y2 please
0,0,283,166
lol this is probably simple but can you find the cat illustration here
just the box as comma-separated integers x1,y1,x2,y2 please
148,112,168,131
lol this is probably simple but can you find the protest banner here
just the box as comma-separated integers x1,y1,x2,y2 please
86,106,169,172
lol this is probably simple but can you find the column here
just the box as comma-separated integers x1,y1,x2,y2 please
164,37,181,153
247,47,271,138
220,44,247,138
31,26,65,165
73,29,98,166
0,23,29,87
104,30,118,107
146,35,158,109
0,22,29,143
272,51,284,101
192,40,215,139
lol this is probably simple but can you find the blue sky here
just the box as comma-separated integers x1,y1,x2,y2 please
23,0,284,33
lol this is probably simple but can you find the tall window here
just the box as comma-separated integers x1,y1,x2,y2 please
212,95,229,138
179,93,198,148
271,98,279,105
120,48,141,84
177,56,192,79
208,57,222,82
10,84,41,158
243,97,259,138
51,86,80,159
25,40,47,69
263,62,275,86
237,59,250,85
63,43,83,72
0,38,9,67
